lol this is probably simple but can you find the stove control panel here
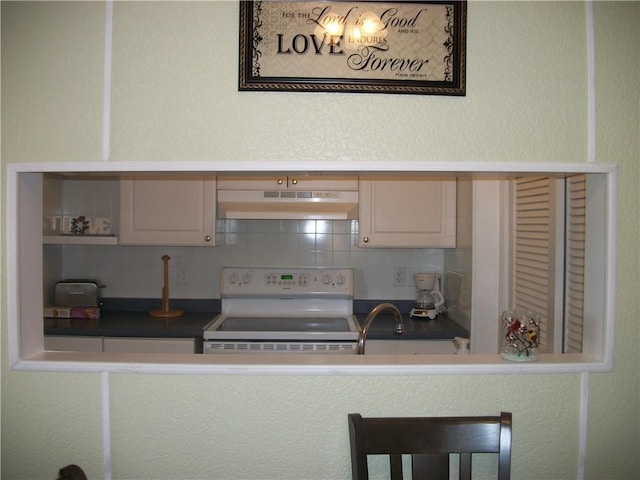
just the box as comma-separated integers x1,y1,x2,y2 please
221,267,353,297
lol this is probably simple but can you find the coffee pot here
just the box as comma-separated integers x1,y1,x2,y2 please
410,273,445,319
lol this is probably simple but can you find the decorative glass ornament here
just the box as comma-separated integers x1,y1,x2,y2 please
501,310,541,362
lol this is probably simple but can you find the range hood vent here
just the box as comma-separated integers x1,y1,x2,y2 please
217,189,358,220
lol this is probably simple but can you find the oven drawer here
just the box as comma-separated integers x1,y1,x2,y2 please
203,341,357,355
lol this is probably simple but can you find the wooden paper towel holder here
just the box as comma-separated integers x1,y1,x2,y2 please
150,255,183,318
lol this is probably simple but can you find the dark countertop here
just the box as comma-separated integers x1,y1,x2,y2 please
44,299,469,341
353,300,469,341
354,312,467,341
44,311,215,338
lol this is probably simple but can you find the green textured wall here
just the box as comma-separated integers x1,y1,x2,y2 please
2,2,638,479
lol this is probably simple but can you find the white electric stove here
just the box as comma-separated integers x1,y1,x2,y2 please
203,267,360,354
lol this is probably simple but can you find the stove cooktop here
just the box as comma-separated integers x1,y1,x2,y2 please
217,316,354,332
202,313,360,341
203,267,359,343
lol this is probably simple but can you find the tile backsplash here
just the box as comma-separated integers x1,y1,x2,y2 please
45,219,447,302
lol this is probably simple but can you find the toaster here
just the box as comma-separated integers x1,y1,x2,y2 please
54,280,104,307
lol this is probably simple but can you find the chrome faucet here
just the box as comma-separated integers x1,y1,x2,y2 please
357,303,405,354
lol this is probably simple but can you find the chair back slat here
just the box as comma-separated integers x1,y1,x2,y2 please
459,452,472,480
389,454,403,480
348,412,512,480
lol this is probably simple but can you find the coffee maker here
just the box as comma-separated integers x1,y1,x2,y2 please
410,272,445,319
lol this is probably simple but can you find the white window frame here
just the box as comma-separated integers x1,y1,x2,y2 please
5,161,617,375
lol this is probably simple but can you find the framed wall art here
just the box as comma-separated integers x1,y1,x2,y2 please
239,1,466,95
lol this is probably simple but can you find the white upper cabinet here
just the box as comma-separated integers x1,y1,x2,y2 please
119,175,220,246
358,176,457,248
216,175,358,191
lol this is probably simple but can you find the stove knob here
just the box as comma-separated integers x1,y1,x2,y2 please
336,274,345,285
228,273,238,285
242,273,252,285
322,273,332,285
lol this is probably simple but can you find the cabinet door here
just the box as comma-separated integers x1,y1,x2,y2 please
119,175,218,246
102,337,195,354
287,175,358,191
217,175,358,191
44,335,103,352
358,177,456,248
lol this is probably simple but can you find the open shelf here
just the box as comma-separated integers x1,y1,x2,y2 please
43,235,118,245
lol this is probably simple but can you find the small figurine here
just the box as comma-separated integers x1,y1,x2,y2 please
70,216,90,235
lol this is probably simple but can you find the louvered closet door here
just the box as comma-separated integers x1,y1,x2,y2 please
564,175,586,353
513,177,556,352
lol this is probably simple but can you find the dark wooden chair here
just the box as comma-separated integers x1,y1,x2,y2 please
348,412,512,480
56,464,87,480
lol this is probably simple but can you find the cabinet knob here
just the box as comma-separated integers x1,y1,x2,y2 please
204,235,212,242
277,178,284,185
363,236,369,243
291,178,298,185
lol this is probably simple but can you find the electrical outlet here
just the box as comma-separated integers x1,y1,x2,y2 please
177,265,190,285
393,267,406,287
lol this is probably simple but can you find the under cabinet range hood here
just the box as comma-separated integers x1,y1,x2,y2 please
217,189,359,220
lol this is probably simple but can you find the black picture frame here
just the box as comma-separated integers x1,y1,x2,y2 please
239,0,466,95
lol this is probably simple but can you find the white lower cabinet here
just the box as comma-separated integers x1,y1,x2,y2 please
364,339,456,355
102,337,195,354
44,335,103,352
45,335,196,353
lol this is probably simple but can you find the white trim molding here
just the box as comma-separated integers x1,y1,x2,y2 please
5,161,617,376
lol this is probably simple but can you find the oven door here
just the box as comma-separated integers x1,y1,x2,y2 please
202,314,360,354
